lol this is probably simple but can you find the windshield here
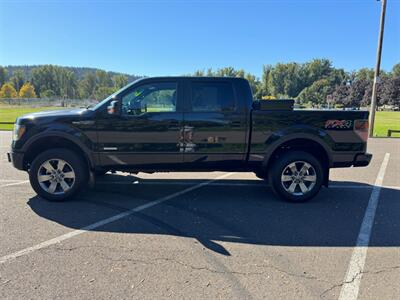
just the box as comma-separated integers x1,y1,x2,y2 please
89,79,142,111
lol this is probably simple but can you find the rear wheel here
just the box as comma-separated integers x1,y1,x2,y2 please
29,149,88,201
268,151,323,202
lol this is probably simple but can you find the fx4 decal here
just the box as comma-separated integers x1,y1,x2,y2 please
325,119,353,129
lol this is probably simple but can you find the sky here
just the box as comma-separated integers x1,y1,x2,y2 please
0,0,399,77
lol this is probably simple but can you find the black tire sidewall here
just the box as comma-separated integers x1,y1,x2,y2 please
29,148,88,201
269,151,324,202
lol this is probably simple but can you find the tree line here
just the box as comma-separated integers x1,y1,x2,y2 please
0,65,140,101
192,60,399,108
1,59,399,108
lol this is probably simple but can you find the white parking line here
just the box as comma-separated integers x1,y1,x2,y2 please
0,172,234,265
0,179,24,182
339,153,390,300
0,180,29,188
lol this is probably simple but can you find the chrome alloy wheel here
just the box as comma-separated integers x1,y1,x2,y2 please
281,161,317,196
37,159,75,195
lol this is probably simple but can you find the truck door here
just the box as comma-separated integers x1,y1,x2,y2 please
96,80,184,169
182,79,247,168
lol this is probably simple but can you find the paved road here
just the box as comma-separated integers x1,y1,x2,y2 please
0,131,399,299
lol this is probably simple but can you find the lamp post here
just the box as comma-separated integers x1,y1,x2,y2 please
369,0,387,137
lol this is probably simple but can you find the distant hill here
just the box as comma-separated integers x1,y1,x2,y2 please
4,65,142,82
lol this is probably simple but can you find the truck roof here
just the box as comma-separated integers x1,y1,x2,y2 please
135,76,248,82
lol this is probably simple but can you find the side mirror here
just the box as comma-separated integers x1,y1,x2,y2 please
107,100,120,115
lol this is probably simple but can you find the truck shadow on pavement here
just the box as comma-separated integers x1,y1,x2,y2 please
27,174,400,256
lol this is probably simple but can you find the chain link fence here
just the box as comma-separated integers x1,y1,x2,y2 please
0,98,99,108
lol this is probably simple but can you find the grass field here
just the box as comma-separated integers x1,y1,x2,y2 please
0,106,62,130
0,106,399,137
373,111,400,137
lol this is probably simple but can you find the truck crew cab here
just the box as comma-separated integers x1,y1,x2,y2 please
8,77,372,202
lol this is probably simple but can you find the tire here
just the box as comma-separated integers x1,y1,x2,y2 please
29,148,88,201
268,151,324,202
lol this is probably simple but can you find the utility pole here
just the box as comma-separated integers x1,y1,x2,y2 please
369,0,387,137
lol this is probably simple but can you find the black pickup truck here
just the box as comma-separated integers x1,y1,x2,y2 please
8,77,372,202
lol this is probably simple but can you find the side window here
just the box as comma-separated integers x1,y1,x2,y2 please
191,82,235,112
121,82,177,115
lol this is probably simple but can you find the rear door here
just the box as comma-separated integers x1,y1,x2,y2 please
96,79,184,169
182,79,247,168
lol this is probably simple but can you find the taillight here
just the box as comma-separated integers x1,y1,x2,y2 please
354,119,369,141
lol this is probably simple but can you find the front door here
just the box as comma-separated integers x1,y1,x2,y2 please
96,80,184,170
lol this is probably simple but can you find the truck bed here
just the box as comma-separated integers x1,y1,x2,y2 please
249,109,369,167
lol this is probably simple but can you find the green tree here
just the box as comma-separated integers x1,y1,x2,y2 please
58,69,77,98
354,68,375,82
235,69,245,78
19,82,37,98
95,86,115,100
0,82,18,98
79,73,97,99
303,58,333,85
31,65,59,96
265,59,349,103
268,62,306,98
392,63,400,78
327,68,347,86
113,74,128,89
215,67,238,77
10,70,25,92
244,73,262,99
193,70,205,76
96,70,112,87
40,89,56,98
0,66,8,87
297,79,331,107
261,65,272,96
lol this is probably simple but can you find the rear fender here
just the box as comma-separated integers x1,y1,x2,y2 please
262,126,334,168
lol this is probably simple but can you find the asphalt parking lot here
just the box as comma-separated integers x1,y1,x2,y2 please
0,131,399,300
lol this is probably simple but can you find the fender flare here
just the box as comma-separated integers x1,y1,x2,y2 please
22,131,95,169
262,132,334,169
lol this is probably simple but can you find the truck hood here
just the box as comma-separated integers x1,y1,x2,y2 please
19,108,87,120
17,108,91,125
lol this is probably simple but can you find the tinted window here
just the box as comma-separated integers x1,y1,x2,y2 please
121,82,177,116
191,82,235,112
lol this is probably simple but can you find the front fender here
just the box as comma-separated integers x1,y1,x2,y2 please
21,125,95,168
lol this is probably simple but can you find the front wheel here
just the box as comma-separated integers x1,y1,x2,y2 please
29,149,88,201
268,151,324,202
